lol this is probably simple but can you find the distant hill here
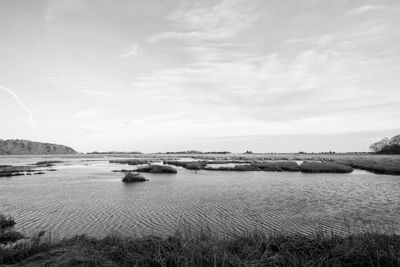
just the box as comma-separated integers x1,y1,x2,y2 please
0,139,77,155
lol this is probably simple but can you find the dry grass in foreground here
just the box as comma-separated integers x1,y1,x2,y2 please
1,226,400,267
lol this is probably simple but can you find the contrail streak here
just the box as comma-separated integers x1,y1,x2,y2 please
0,85,37,130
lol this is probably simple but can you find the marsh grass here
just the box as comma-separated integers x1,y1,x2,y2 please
331,158,400,175
254,161,300,172
164,161,206,170
122,172,148,183
0,166,34,177
0,215,16,231
299,162,353,173
204,161,355,174
110,159,156,165
1,224,400,266
32,161,64,166
0,215,23,246
136,165,178,174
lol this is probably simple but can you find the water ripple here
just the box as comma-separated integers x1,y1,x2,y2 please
1,158,400,238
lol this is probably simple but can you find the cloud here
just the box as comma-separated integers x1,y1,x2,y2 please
127,42,400,133
0,85,37,129
345,5,386,17
43,77,115,97
73,107,107,118
148,0,258,43
285,34,335,46
129,50,336,117
120,42,141,58
74,89,115,97
45,0,84,22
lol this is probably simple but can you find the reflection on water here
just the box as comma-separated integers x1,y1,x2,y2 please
1,156,400,238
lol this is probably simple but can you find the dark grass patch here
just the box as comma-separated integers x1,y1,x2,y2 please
109,159,156,165
0,231,24,245
0,166,34,177
299,162,353,173
0,215,24,246
136,165,177,174
332,158,400,175
204,161,300,172
164,161,206,170
0,215,16,231
122,172,148,183
32,161,64,166
253,161,300,172
112,169,137,172
203,164,256,171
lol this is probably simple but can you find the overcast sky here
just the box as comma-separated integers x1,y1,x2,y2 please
1,0,399,153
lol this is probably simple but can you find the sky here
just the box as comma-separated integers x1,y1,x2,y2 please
1,0,399,153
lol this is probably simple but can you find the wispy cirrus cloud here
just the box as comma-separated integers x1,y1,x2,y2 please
285,34,335,46
73,107,108,118
74,89,115,97
44,77,115,97
148,0,258,43
0,85,37,129
345,5,386,17
120,42,141,58
128,45,400,128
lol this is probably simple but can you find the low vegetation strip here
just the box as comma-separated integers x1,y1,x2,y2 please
0,165,55,177
32,161,63,166
331,158,400,175
0,166,34,177
163,161,206,170
113,156,399,175
136,165,177,174
2,214,400,266
204,161,353,173
1,229,400,266
109,159,156,165
253,161,300,172
299,162,353,173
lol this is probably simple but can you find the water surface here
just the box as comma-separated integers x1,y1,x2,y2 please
1,156,399,238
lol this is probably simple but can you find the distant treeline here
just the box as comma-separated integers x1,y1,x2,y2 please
370,134,400,154
165,150,231,154
87,151,142,154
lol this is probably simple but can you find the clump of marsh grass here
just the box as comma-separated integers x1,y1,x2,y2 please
164,161,206,170
332,158,400,175
32,160,63,166
204,161,300,172
253,161,300,172
0,214,23,245
109,159,155,165
299,162,353,173
136,165,177,174
122,172,148,183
